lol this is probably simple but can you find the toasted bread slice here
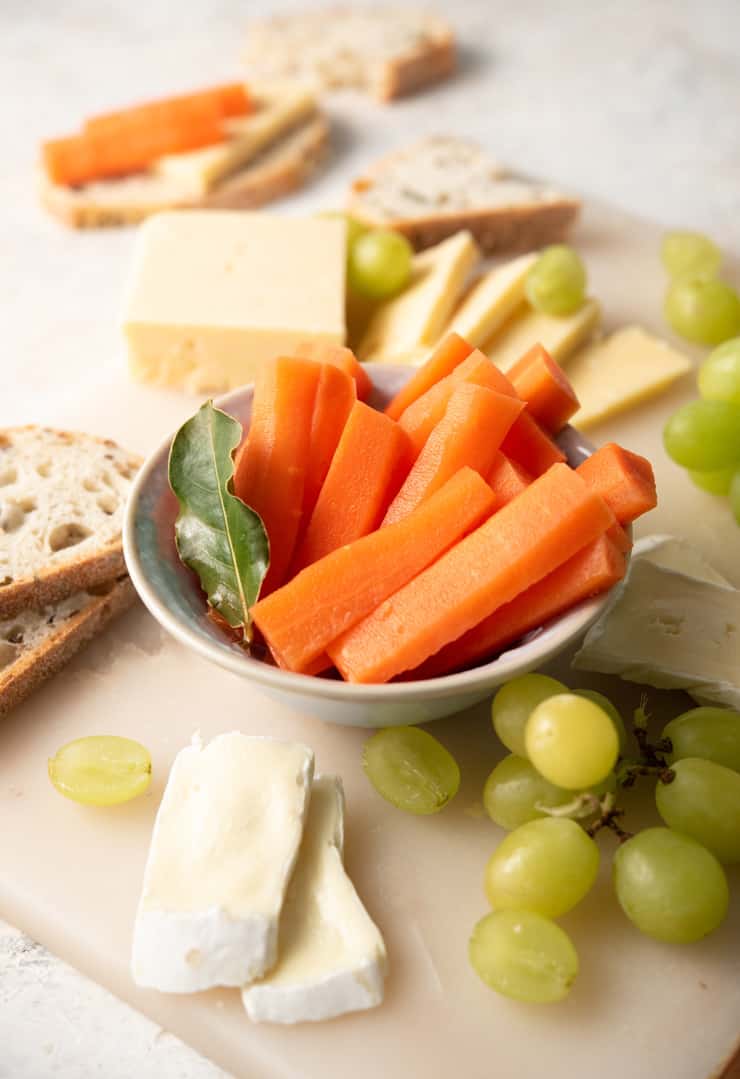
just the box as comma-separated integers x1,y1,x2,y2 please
0,577,136,716
243,8,455,102
0,427,140,619
347,136,581,253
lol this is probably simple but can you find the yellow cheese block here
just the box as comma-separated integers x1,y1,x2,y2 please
358,231,480,363
483,297,601,372
567,325,693,429
443,253,537,347
154,87,317,196
123,210,346,394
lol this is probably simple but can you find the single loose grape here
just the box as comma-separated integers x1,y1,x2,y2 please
656,758,740,863
663,400,740,470
491,674,567,759
362,726,460,814
688,467,736,495
665,277,740,346
729,471,740,526
48,736,152,806
525,245,587,316
484,816,599,917
613,827,728,943
662,707,740,773
573,688,628,754
347,229,413,300
525,693,619,790
698,338,740,404
661,231,721,280
483,755,571,830
469,909,578,1003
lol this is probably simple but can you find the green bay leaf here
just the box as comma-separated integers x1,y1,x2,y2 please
168,401,269,638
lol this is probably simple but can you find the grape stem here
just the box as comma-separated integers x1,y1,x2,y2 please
584,792,633,842
617,761,675,789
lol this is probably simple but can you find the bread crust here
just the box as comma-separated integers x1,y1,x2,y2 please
372,27,456,102
0,577,136,716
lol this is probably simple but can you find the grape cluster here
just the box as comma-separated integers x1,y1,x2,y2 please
470,676,739,1002
662,231,740,346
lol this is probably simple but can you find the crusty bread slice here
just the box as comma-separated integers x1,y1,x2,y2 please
347,136,581,253
0,577,136,717
40,113,330,229
0,427,140,619
243,8,455,102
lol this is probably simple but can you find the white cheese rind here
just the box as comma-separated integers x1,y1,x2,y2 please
131,733,314,993
633,534,732,587
242,775,387,1023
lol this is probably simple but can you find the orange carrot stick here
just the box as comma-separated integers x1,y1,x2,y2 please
487,452,532,509
607,521,633,553
508,344,580,434
384,333,475,420
577,443,657,524
253,468,496,672
499,412,566,477
328,464,616,683
294,342,373,402
233,357,320,595
301,363,356,526
383,385,523,525
84,83,251,136
412,534,626,678
292,402,411,572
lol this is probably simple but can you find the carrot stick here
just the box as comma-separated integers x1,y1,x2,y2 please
328,464,616,683
84,83,251,136
384,333,474,420
253,468,496,672
499,412,566,477
294,342,373,401
577,443,657,524
382,385,523,525
291,402,411,572
233,357,320,595
301,363,356,527
607,521,633,553
411,534,626,678
508,344,580,434
487,452,532,509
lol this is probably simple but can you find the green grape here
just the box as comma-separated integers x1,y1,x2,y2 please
483,755,571,830
318,210,367,249
469,909,578,1003
730,470,740,526
48,736,152,806
525,693,619,790
661,231,721,280
665,277,740,346
525,245,587,316
662,707,740,773
656,759,740,863
698,338,740,404
613,827,728,943
573,688,628,754
362,726,459,814
663,400,740,470
347,229,412,300
484,817,599,917
491,674,567,758
688,467,735,495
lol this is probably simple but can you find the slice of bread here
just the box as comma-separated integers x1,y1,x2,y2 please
0,577,136,717
347,136,581,253
0,428,140,619
40,108,329,228
243,8,455,101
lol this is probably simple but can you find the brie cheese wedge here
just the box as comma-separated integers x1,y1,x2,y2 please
242,775,387,1023
633,534,732,587
131,732,314,993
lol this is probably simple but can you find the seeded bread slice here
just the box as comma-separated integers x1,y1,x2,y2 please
347,136,581,253
243,8,455,102
0,428,140,619
0,577,136,717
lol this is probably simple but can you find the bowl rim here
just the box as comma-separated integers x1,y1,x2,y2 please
123,367,624,702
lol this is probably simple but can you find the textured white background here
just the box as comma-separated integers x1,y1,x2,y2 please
2,0,740,1076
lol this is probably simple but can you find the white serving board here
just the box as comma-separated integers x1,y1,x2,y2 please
1,203,739,1079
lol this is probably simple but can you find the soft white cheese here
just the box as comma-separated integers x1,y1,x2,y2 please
633,534,732,587
131,732,314,993
242,775,387,1023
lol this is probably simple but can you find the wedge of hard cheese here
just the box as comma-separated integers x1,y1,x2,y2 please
443,253,538,348
131,733,314,993
243,776,387,1023
483,298,601,372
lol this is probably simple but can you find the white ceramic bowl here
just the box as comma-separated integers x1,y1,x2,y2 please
124,364,621,727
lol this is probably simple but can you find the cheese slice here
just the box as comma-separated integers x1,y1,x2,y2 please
634,534,732,587
358,230,480,363
154,86,317,196
131,733,314,993
483,297,601,372
566,325,692,429
443,253,537,347
573,559,740,709
243,775,387,1023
